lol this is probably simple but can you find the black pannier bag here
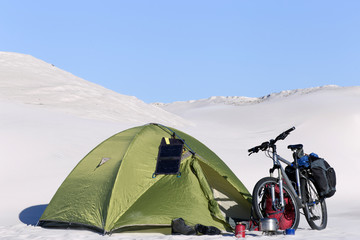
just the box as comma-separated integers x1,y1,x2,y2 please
285,154,309,183
309,153,336,198
285,165,296,182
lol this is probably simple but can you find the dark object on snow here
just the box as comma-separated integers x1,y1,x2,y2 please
195,224,221,235
171,218,196,235
171,218,221,235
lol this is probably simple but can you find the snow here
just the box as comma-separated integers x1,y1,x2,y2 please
0,52,189,125
1,52,359,239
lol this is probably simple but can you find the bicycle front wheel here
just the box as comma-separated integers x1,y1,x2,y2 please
301,177,327,230
252,177,300,230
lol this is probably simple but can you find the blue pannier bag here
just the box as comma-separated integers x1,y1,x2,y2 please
309,153,336,198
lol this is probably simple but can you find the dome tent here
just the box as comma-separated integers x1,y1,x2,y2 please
39,123,252,234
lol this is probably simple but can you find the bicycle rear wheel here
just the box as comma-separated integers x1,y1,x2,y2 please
301,177,327,230
252,177,300,230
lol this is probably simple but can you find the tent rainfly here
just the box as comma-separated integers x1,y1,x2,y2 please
39,123,252,234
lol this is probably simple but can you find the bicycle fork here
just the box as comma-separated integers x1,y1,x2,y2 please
270,164,303,211
270,167,285,210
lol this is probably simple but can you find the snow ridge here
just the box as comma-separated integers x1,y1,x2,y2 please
0,52,188,126
153,85,341,107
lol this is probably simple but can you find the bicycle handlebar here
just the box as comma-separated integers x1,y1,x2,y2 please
248,127,295,155
275,126,295,141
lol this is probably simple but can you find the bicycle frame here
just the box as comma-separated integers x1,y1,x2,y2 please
269,147,303,209
248,127,306,211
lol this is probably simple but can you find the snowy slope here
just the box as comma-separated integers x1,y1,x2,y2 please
153,85,341,109
157,86,360,199
1,52,360,239
0,52,188,125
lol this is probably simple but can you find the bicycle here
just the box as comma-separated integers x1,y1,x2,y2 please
248,127,327,230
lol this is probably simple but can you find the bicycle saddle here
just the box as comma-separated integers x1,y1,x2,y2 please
287,144,303,150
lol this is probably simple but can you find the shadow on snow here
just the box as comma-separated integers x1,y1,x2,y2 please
19,204,48,226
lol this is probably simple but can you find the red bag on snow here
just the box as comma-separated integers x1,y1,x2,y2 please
263,184,296,230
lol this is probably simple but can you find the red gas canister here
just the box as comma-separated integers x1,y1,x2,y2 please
235,224,245,238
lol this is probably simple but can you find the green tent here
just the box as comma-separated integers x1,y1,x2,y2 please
39,123,252,234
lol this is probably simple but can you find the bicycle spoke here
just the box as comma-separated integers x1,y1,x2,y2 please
301,178,327,230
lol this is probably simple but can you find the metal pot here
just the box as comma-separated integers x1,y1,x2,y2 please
259,218,279,233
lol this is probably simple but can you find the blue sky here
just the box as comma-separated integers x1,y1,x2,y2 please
1,1,359,103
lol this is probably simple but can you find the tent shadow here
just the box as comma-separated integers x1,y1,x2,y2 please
19,204,48,226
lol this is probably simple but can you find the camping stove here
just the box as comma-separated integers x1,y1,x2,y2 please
259,218,279,235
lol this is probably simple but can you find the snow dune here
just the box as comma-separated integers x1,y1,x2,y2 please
1,52,359,239
0,52,189,125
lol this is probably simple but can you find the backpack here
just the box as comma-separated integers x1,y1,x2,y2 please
263,184,296,230
309,153,336,198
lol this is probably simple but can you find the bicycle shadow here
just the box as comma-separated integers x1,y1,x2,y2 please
19,204,48,226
